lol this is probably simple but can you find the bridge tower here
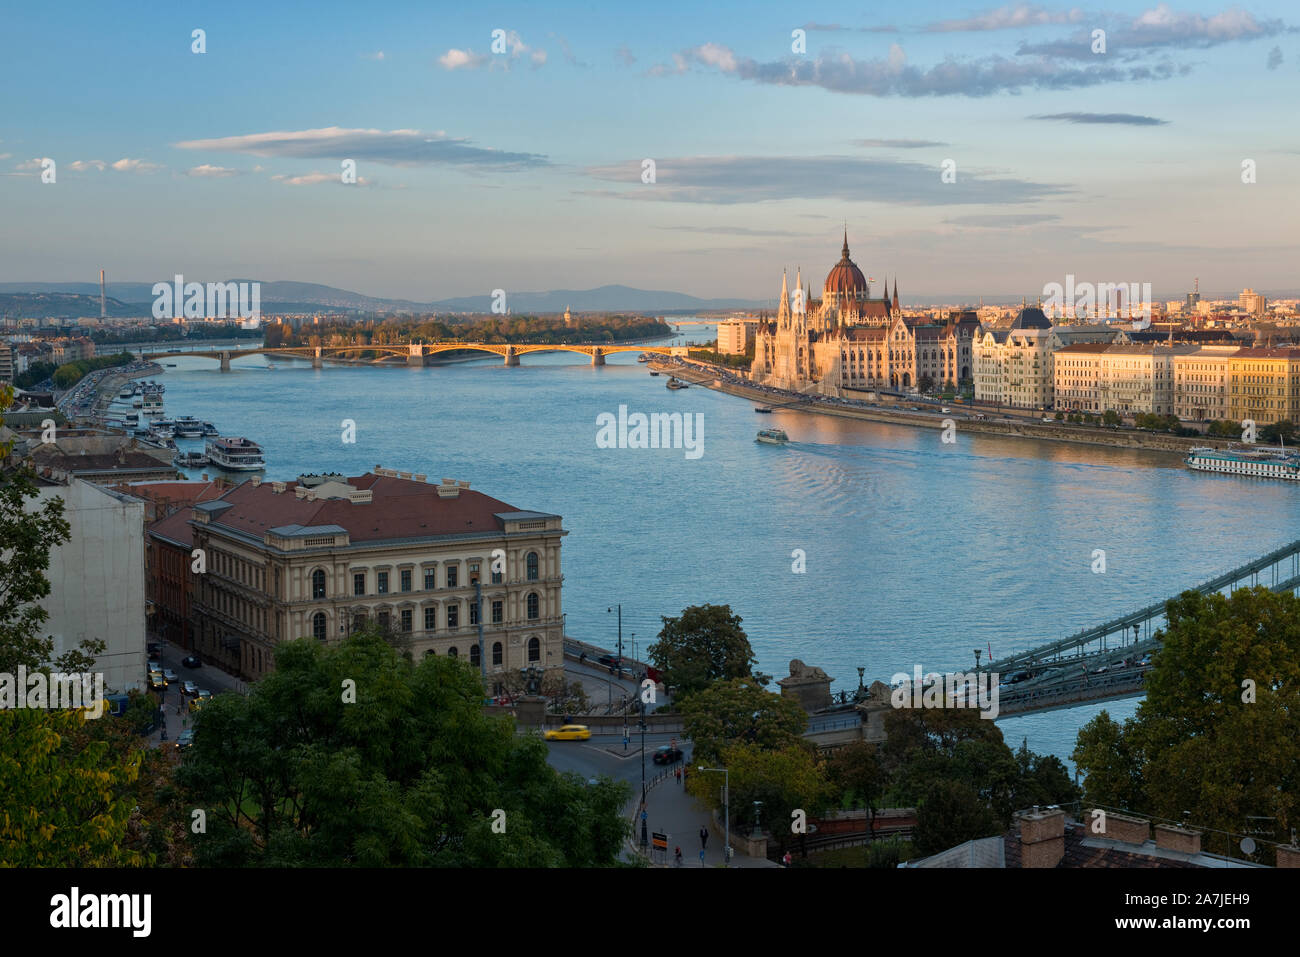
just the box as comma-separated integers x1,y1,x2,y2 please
312,347,323,369
408,344,426,367
503,346,520,367
219,351,231,372
591,347,605,366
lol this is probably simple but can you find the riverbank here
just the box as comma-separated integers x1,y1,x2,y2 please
652,360,1235,454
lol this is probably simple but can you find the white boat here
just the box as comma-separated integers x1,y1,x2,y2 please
118,385,134,399
206,436,266,471
756,428,789,445
131,396,143,408
173,416,205,438
142,393,163,415
201,421,219,436
1184,446,1300,481
173,451,210,469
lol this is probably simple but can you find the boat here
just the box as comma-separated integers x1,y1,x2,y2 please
124,412,139,427
756,428,789,445
164,363,177,368
637,353,650,363
201,421,219,436
755,407,773,414
173,451,210,469
1184,446,1300,481
649,371,661,376
666,377,688,390
118,385,133,399
206,436,266,471
173,416,205,438
131,396,143,408
141,393,163,415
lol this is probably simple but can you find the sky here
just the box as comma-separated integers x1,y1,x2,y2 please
2,1,1297,304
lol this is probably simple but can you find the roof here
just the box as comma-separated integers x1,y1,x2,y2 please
149,506,198,548
1009,306,1052,330
115,479,228,507
198,472,552,546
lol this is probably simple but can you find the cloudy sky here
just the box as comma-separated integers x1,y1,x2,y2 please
2,1,1296,302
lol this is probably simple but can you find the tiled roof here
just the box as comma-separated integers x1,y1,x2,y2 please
149,506,198,548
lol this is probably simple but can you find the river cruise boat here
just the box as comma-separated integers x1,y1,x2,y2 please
637,353,650,362
1184,446,1300,481
755,406,773,414
141,393,163,415
173,451,210,469
666,377,688,390
123,412,139,427
118,384,134,399
173,416,205,438
149,419,176,440
206,436,266,471
131,395,143,408
756,428,789,445
201,421,219,436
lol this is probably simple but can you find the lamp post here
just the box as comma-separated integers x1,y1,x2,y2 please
697,766,730,867
607,605,623,670
974,649,982,707
857,666,865,700
639,696,648,849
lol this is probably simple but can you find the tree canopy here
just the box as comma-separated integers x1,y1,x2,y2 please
647,603,762,700
679,678,807,765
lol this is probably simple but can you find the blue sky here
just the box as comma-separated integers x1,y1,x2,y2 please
2,1,1296,302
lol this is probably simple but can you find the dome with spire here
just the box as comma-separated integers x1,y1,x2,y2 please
824,229,868,302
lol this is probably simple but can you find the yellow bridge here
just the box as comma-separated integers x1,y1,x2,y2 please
139,342,691,371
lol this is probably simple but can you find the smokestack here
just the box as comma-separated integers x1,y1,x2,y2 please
99,269,106,318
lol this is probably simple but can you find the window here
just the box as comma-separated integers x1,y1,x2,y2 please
311,569,326,599
526,552,539,581
378,610,390,631
469,561,480,584
352,611,366,633
446,565,458,588
492,641,503,666
424,607,436,631
400,569,412,592
527,592,539,620
353,572,365,596
447,604,459,629
313,612,327,641
400,609,412,632
448,646,458,658
470,644,481,666
424,567,436,590
491,600,503,624
469,601,479,626
491,569,503,585
527,637,540,662
377,571,389,594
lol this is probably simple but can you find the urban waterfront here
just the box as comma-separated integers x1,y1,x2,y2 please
149,337,1299,768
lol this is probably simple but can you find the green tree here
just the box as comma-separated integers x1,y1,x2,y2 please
679,678,807,765
1102,409,1121,426
705,742,833,853
912,778,1002,857
827,739,886,826
177,630,630,866
647,603,762,699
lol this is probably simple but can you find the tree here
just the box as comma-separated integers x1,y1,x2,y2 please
1102,409,1121,426
0,386,98,676
704,742,833,853
827,740,886,826
1075,587,1300,858
0,708,145,866
912,779,1002,857
176,630,630,866
679,678,806,765
647,603,762,699
917,374,935,394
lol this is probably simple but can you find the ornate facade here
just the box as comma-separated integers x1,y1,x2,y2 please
752,232,978,394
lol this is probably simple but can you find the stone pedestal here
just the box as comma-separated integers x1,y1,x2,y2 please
777,659,832,712
514,695,547,727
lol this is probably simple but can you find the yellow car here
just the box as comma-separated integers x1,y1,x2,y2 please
543,724,591,741
188,689,212,713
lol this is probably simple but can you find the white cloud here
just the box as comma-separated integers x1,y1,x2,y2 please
439,48,488,70
185,164,240,177
271,171,373,186
68,159,107,172
110,157,163,173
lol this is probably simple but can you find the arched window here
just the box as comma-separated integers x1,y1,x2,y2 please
469,644,481,666
311,568,326,599
527,592,539,620
312,612,327,641
526,551,539,581
492,641,503,666
424,649,435,658
527,636,540,662
448,646,458,658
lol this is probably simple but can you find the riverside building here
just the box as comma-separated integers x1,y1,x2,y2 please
187,469,566,683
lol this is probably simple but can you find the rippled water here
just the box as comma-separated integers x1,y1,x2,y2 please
138,331,1298,765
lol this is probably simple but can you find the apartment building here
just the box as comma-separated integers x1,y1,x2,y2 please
1227,347,1300,426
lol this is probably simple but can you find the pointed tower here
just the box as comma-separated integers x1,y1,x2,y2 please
892,278,900,312
777,269,791,328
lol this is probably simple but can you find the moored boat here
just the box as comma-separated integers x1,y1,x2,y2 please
206,436,266,471
173,451,210,469
1184,446,1300,481
666,377,688,390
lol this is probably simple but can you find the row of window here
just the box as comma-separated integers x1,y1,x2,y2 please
310,614,543,664
311,551,543,600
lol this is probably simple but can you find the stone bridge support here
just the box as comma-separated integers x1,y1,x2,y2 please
312,347,323,369
408,344,426,367
219,351,231,372
591,348,605,366
503,346,520,367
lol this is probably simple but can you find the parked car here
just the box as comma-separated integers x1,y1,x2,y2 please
652,745,683,765
175,728,195,752
596,654,618,667
181,655,202,669
188,689,212,713
148,672,165,692
543,724,591,741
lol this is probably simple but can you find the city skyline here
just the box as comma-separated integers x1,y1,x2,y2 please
3,1,1298,301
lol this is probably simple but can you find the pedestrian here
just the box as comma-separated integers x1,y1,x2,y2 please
699,826,709,850
783,850,792,867
675,767,681,785
674,846,682,867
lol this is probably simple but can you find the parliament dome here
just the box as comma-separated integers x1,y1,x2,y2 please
824,230,868,301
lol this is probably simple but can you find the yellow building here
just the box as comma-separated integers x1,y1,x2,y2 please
1227,347,1300,425
1172,345,1238,422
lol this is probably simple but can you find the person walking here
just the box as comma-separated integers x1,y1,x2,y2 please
699,826,709,851
675,767,681,785
674,846,683,867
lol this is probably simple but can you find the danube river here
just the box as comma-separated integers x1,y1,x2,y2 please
144,330,1297,767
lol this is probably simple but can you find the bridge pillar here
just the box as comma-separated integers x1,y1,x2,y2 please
312,347,323,369
219,351,231,372
408,344,426,367
503,346,520,367
591,348,605,366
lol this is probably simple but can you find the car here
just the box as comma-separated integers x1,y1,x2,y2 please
181,655,202,669
182,680,198,696
940,407,951,413
147,642,162,658
162,668,178,684
188,689,213,713
653,745,683,765
543,724,592,741
1005,670,1032,684
148,672,165,692
175,728,195,752
148,660,161,673
596,653,618,667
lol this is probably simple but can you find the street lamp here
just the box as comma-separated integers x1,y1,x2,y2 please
607,605,623,669
639,696,648,849
697,766,730,867
856,666,865,699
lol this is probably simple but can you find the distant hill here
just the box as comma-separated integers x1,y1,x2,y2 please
0,280,764,316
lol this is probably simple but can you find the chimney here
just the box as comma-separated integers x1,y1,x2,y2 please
1154,824,1201,855
1018,806,1065,868
1087,809,1149,845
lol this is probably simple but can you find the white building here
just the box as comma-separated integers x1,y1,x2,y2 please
35,479,147,692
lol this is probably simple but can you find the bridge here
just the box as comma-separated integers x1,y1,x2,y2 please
138,342,691,371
